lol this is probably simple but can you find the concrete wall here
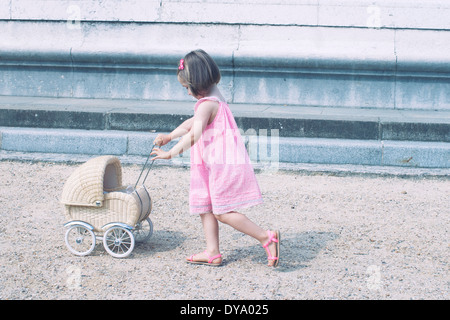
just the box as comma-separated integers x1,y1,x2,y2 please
2,0,450,29
1,0,450,110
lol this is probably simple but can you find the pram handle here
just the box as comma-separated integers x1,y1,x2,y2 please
134,144,156,189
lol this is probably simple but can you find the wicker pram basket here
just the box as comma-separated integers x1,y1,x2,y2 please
61,155,153,258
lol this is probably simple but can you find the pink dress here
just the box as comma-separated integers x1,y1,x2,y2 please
189,96,263,214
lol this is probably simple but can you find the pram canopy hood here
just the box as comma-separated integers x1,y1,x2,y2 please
61,155,123,207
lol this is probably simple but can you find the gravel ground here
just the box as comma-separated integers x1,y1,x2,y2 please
0,159,448,300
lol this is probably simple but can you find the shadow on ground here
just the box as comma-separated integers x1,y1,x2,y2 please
228,231,339,272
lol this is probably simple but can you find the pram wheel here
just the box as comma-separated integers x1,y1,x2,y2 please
133,217,153,243
65,225,96,256
103,226,135,258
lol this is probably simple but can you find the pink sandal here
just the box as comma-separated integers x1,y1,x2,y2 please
262,230,280,267
187,250,222,267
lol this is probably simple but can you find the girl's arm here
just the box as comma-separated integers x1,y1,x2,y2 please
151,101,217,160
153,116,194,146
170,116,195,141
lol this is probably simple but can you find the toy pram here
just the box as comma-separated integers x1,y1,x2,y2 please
61,154,155,258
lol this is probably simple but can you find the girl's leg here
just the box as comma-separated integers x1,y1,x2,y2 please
186,212,222,264
215,211,279,266
201,212,220,255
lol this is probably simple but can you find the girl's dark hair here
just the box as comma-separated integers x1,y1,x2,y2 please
177,49,221,97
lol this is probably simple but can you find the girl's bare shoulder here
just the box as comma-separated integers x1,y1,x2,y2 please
196,99,219,112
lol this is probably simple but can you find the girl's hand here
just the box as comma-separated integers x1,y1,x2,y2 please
153,134,171,146
150,147,172,161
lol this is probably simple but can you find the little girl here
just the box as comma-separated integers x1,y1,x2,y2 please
150,49,280,267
